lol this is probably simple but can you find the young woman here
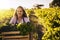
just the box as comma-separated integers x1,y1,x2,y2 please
1,6,30,32
10,6,30,24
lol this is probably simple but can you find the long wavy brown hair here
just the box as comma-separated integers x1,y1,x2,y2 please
14,6,27,20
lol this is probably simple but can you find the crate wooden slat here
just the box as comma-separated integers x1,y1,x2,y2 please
4,38,29,40
1,31,20,35
3,35,29,39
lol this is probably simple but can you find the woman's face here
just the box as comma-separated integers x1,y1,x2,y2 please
16,8,23,18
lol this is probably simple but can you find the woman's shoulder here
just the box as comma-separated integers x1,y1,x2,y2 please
24,17,30,23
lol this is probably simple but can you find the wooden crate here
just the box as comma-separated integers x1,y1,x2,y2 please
1,31,29,40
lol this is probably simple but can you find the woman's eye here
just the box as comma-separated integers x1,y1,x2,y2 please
17,11,22,12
